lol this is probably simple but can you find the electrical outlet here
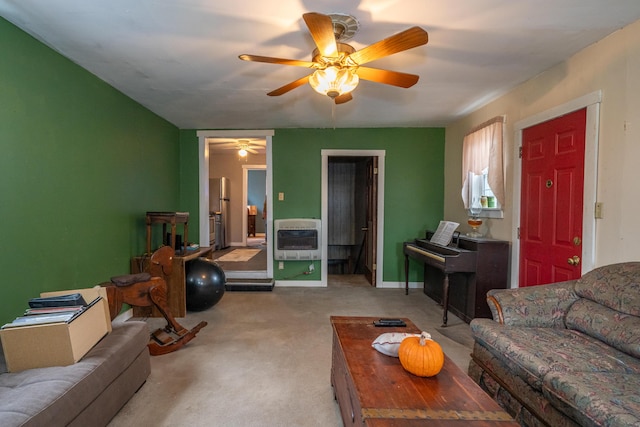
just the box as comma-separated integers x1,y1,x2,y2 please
278,192,284,201
278,261,284,270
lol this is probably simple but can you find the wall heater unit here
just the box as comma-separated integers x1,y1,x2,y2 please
274,219,321,260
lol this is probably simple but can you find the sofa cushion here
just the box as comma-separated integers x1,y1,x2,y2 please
0,321,149,427
566,298,640,358
544,371,640,427
470,319,640,391
575,262,640,316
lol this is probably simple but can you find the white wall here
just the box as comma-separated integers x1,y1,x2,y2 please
444,19,640,268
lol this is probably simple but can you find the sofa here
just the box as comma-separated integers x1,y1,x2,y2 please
468,262,640,427
0,319,150,427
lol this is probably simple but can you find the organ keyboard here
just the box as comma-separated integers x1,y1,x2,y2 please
403,232,509,327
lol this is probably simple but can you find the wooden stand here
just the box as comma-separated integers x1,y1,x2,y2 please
131,247,212,318
146,211,189,255
330,316,517,426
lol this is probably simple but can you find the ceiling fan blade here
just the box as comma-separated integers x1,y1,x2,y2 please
246,148,259,154
356,67,420,88
334,93,353,104
348,26,428,65
239,54,315,68
267,74,311,96
303,12,338,57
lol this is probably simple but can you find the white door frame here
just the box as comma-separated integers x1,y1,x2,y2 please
321,149,385,287
511,91,601,288
197,129,274,280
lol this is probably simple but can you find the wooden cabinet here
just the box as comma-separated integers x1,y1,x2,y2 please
130,247,212,318
247,214,256,237
423,233,510,322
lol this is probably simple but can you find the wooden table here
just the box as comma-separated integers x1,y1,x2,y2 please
330,316,518,426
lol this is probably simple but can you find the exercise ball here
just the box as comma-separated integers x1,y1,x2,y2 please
185,257,226,311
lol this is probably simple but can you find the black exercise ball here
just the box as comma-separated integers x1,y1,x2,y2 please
185,257,226,311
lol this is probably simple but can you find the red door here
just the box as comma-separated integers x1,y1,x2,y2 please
519,108,586,287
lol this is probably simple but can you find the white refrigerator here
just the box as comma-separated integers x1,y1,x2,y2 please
209,177,230,249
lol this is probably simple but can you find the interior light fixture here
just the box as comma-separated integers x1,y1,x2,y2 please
309,66,359,99
238,148,248,157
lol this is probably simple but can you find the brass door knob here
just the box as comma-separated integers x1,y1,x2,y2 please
567,255,581,266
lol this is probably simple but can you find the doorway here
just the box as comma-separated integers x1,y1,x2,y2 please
321,149,385,287
197,130,274,280
511,92,601,287
242,165,267,247
327,157,368,277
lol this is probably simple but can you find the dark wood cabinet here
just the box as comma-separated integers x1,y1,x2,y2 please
422,233,510,323
247,214,256,237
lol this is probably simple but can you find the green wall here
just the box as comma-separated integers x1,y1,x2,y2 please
0,18,181,324
179,130,201,240
271,128,445,282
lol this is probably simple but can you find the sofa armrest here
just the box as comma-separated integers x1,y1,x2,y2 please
487,280,579,327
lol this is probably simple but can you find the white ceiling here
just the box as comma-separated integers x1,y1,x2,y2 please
3,0,640,130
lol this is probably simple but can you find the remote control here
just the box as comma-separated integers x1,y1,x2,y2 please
373,318,406,327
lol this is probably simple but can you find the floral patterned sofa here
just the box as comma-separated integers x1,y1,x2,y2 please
468,262,640,427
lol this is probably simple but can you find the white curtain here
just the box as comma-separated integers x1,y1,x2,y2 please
461,117,505,209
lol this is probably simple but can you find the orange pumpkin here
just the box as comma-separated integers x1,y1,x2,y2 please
398,331,444,377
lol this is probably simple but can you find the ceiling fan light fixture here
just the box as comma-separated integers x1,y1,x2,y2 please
238,148,248,157
309,66,359,99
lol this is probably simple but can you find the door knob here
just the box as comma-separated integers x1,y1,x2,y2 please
567,255,581,266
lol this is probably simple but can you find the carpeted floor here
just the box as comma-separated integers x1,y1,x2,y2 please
436,323,476,348
108,277,473,427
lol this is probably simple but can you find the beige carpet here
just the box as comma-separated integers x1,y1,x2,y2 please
108,277,473,427
214,248,261,262
437,323,476,348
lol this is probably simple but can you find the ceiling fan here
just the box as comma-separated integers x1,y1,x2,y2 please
208,138,266,156
239,12,428,104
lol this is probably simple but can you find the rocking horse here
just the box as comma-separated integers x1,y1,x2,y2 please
103,246,207,356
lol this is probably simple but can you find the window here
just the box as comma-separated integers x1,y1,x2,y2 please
461,116,505,216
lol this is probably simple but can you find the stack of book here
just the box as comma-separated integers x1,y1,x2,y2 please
1,293,98,329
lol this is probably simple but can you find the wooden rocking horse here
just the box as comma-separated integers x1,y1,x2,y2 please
103,246,207,356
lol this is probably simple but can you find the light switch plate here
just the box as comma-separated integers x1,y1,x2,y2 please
595,202,603,219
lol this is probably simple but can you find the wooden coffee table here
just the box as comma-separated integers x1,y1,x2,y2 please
330,316,518,426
